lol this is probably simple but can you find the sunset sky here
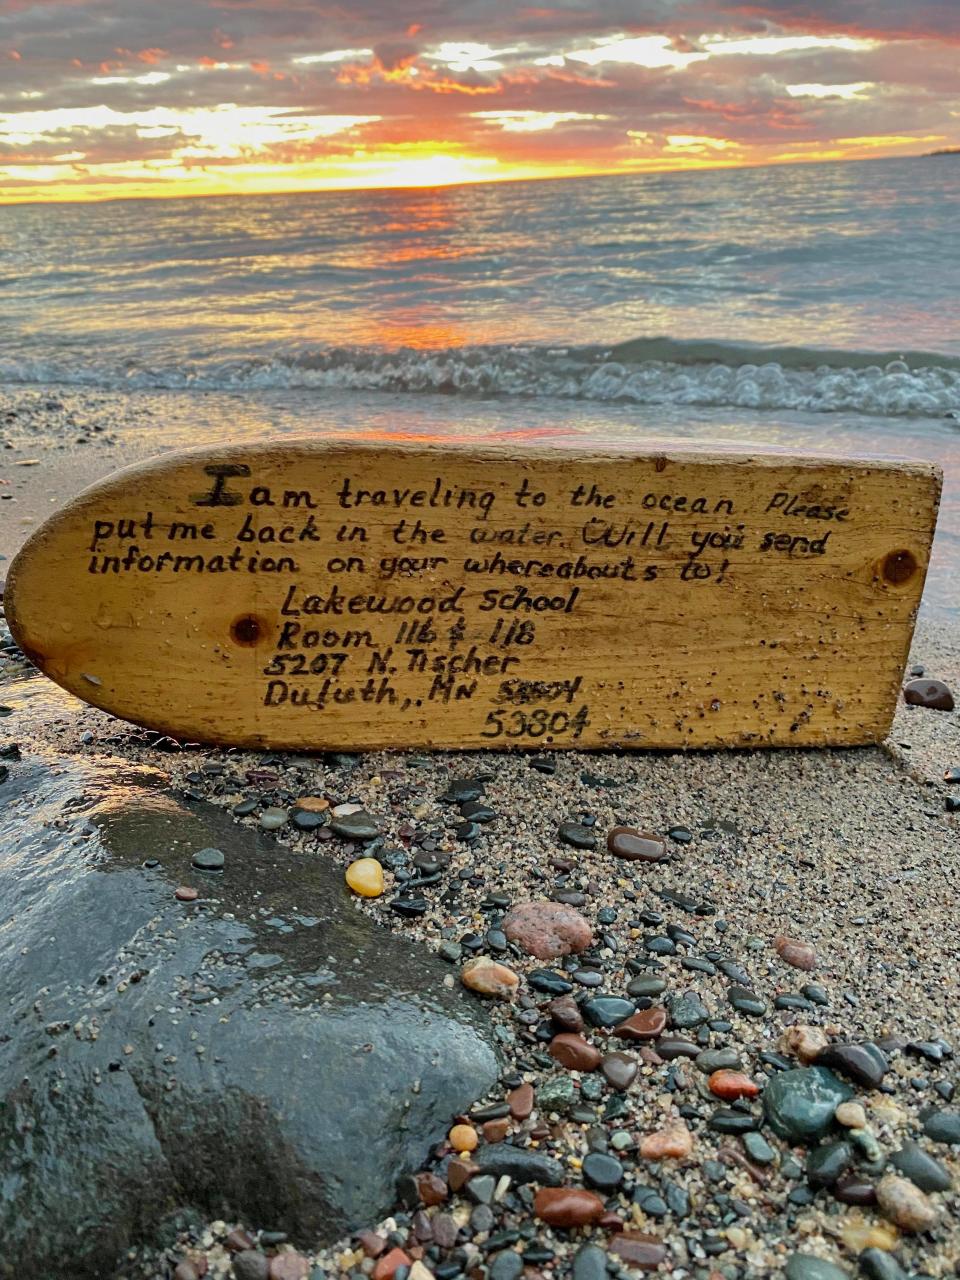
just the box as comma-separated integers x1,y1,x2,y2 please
1,0,958,202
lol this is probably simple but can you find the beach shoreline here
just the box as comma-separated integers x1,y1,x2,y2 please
2,390,959,1278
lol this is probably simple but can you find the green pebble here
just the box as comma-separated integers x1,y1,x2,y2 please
742,1131,777,1164
784,1254,849,1280
763,1067,853,1144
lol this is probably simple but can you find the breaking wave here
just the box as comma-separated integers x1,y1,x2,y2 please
1,337,958,421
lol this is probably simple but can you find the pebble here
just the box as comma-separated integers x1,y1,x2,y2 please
859,1249,908,1280
803,983,830,1006
667,825,693,843
608,1234,668,1269
889,1139,952,1191
833,1174,877,1206
488,1251,523,1280
475,1144,564,1186
783,1256,848,1280
696,1048,742,1073
448,1124,479,1153
834,1100,866,1128
601,1052,638,1091
742,1132,776,1164
668,993,709,1029
775,935,818,971
921,1107,960,1143
532,1187,605,1227
709,1070,760,1100
549,1034,601,1072
615,1006,667,1041
233,1253,269,1280
259,807,290,832
806,1140,853,1187
371,1249,411,1280
191,847,224,871
547,994,584,1031
441,779,484,803
345,858,385,898
582,1151,624,1189
780,1025,830,1064
268,1255,310,1280
581,996,636,1028
875,1172,939,1231
639,1121,693,1160
502,901,592,960
903,677,955,710
528,969,574,995
330,810,382,840
460,957,519,1000
558,821,597,850
606,826,668,862
763,1067,853,1143
815,1041,888,1089
174,886,198,902
572,1244,607,1280
507,1083,535,1119
728,985,767,1016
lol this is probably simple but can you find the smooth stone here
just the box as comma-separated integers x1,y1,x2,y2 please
330,810,382,841
784,1256,848,1280
696,1048,742,1074
709,1070,760,1100
615,1007,667,1041
547,994,584,1032
581,996,636,1028
582,1151,624,1190
537,1075,577,1115
533,1187,604,1227
233,798,260,817
806,1141,853,1187
903,678,954,710
507,1083,535,1119
708,1109,759,1134
440,779,484,803
558,822,597,851
528,969,574,995
572,1244,608,1280
258,807,290,831
345,858,385,898
815,1042,888,1089
608,1234,668,1270
234,1253,270,1280
460,801,496,823
763,1067,854,1143
921,1108,960,1143
803,984,830,1006
191,847,224,871
775,935,818,971
718,960,753,986
489,1252,523,1280
0,741,499,1276
728,985,767,1016
502,901,592,960
627,975,667,998
889,1140,952,1192
606,827,668,862
858,1249,907,1280
667,826,693,844
475,1144,564,1186
875,1173,938,1231
549,1034,601,1072
291,810,325,831
631,1185,667,1216
390,896,428,918
601,1052,638,1091
833,1175,877,1206
656,1038,700,1060
742,1132,776,1165
461,957,519,1000
668,993,709,1029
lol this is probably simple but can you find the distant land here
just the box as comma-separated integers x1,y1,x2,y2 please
925,147,960,156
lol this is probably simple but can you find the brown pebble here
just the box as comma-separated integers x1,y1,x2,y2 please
876,1174,938,1232
638,1046,663,1066
614,1007,667,1041
599,1212,625,1232
415,1171,448,1206
833,1175,878,1206
447,1156,478,1191
708,1070,759,1100
639,1121,693,1161
601,1052,638,1091
294,795,330,811
269,1255,310,1280
780,1024,830,1063
372,1248,412,1280
550,1033,601,1071
608,1233,668,1269
174,886,198,902
606,827,669,862
460,956,519,999
774,935,817,971
357,1231,387,1258
547,994,584,1032
173,1264,199,1280
502,900,593,959
483,1117,511,1143
411,1210,433,1243
508,1082,535,1119
903,678,955,711
225,1229,256,1253
533,1186,606,1227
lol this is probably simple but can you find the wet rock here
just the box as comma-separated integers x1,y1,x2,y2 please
558,822,597,851
234,1253,270,1280
601,1052,638,1091
875,1173,938,1231
502,901,592,960
742,1132,776,1165
608,1234,668,1270
549,1034,601,1072
449,1123,479,1153
175,885,199,902
889,1140,952,1192
709,1070,759,1100
783,1256,847,1280
833,1174,877,1206
460,956,519,1000
903,678,954,710
775,935,818,971
606,827,668,862
858,1249,908,1280
0,746,499,1277
581,996,636,1028
528,969,574,995
921,1108,960,1143
582,1151,624,1189
763,1067,853,1143
475,1144,564,1186
815,1042,888,1089
806,1141,853,1187
615,1007,667,1042
547,994,584,1032
345,858,385,898
330,809,383,841
696,1047,742,1074
639,1121,692,1160
667,993,709,1029
728,986,767,1016
572,1244,608,1280
191,847,224,871
533,1187,605,1227
507,1083,534,1119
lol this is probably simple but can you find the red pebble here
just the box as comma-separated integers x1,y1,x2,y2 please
175,886,198,902
372,1248,411,1280
708,1069,760,1100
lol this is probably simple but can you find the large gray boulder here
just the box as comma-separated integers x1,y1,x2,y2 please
0,723,499,1278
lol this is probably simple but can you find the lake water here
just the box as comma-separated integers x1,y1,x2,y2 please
1,155,958,611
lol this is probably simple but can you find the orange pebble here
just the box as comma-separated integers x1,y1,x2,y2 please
708,1069,760,1100
372,1248,411,1280
639,1121,693,1160
449,1123,479,1153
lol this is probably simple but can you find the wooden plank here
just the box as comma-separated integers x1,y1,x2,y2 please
4,437,941,750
